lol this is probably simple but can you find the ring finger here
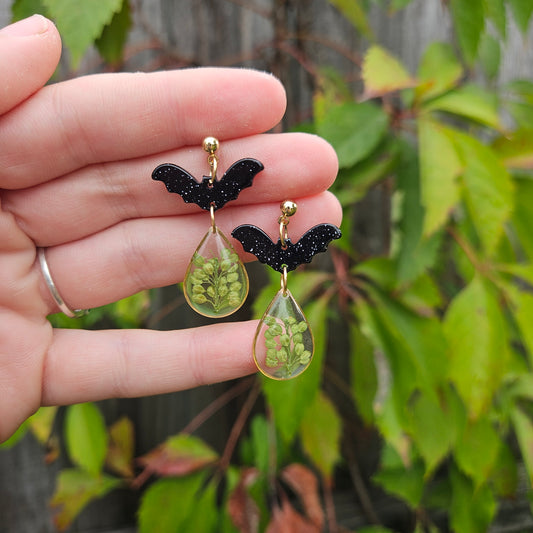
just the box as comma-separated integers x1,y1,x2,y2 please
37,192,342,314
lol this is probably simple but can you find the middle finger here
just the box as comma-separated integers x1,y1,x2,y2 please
4,133,338,246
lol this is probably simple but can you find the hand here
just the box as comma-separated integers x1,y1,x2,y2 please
0,15,341,442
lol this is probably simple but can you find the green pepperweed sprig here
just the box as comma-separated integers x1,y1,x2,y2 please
189,248,243,313
263,315,311,378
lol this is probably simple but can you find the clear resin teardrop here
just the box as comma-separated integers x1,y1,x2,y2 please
184,227,249,318
253,288,314,380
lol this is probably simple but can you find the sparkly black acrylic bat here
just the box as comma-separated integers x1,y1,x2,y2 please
152,158,264,211
232,223,341,272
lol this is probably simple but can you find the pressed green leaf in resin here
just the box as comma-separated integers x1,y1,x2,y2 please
184,228,248,318
254,289,314,380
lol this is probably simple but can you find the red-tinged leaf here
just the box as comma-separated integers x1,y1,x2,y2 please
266,499,319,533
106,416,134,478
45,435,61,464
137,433,217,478
50,469,121,531
28,406,58,445
492,129,533,169
281,464,324,529
228,468,261,533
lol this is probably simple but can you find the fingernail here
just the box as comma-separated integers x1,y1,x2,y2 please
0,15,50,37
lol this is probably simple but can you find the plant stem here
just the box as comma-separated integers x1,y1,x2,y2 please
218,379,261,473
182,377,254,435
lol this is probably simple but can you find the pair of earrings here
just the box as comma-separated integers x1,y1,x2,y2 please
152,138,341,380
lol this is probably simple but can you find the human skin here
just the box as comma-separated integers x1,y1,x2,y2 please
0,15,342,442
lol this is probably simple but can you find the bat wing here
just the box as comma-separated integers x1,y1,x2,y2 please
152,163,209,208
212,158,264,210
232,223,341,273
292,224,342,266
231,225,284,270
153,158,264,211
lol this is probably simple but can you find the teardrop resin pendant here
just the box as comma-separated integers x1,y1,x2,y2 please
253,288,314,380
184,227,249,318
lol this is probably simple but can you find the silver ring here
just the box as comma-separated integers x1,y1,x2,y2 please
38,248,89,318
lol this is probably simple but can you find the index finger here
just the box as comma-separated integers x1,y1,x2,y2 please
0,68,287,189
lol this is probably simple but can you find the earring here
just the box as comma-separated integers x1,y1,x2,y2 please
152,137,264,317
232,201,341,380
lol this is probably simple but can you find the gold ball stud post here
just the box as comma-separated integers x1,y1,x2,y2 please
280,200,298,218
202,136,219,154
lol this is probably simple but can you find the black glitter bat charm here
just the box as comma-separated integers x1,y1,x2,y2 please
152,158,264,211
231,223,341,272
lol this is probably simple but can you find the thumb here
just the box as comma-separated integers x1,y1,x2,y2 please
0,15,62,115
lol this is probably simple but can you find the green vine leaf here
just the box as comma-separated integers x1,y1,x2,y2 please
42,0,124,67
180,481,219,532
316,101,389,169
509,288,533,368
373,443,425,508
11,0,48,21
350,321,377,425
479,33,501,80
485,0,507,39
416,42,463,101
491,442,518,498
508,0,533,34
510,405,533,487
50,469,121,531
300,391,342,483
454,417,501,489
138,474,207,533
328,0,373,39
444,276,510,419
452,131,514,256
406,392,453,477
449,0,485,65
449,466,496,533
423,84,501,130
511,176,533,261
362,45,416,98
95,0,131,64
417,118,462,237
65,403,108,476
